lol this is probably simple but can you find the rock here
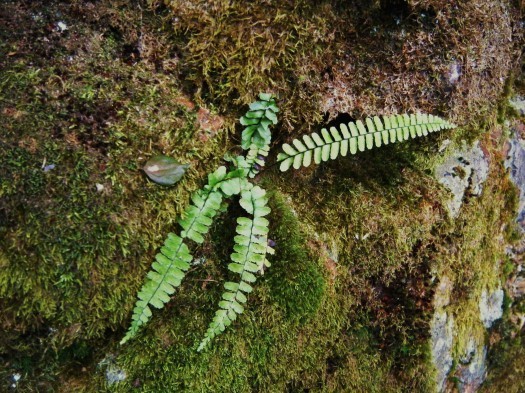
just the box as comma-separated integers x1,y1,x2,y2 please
508,275,525,298
434,275,453,309
430,275,455,391
505,122,525,229
456,340,488,393
435,141,489,218
106,367,127,385
509,95,525,116
431,310,455,392
448,61,461,85
98,355,127,386
479,288,504,329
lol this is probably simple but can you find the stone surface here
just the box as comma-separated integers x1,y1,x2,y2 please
505,122,525,229
105,366,127,385
479,288,504,329
509,95,525,116
456,340,488,393
435,141,489,218
430,276,455,392
431,310,455,392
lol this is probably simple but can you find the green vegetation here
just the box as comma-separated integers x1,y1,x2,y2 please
277,114,455,171
0,0,523,391
122,93,278,348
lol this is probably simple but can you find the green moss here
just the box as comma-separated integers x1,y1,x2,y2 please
264,190,326,323
481,334,525,393
2,0,523,391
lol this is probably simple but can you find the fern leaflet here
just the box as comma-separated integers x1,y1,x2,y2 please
277,113,456,171
198,185,273,351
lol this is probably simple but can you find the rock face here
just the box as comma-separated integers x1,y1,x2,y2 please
509,96,525,116
456,340,488,393
431,310,455,392
505,119,525,229
435,141,489,218
479,288,504,329
430,276,454,392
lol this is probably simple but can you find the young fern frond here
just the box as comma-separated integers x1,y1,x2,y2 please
240,93,279,150
121,166,247,344
234,143,271,178
198,185,273,351
277,113,456,171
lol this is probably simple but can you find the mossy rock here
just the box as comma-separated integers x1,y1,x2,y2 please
1,0,524,392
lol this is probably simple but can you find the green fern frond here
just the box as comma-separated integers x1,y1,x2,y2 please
240,93,279,150
121,166,247,344
277,114,456,171
120,232,192,344
198,185,273,351
234,143,271,178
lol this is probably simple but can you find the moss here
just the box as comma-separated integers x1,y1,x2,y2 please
481,333,525,393
0,1,230,390
264,190,326,323
1,0,523,391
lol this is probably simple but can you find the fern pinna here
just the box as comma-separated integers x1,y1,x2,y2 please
121,93,277,347
277,113,455,171
123,90,456,350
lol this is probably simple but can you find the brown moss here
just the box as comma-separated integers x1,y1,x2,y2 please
165,0,523,141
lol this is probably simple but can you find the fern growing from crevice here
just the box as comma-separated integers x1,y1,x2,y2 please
277,113,456,171
123,90,457,350
121,166,248,344
122,94,276,346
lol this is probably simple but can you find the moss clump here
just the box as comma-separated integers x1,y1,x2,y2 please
166,0,522,137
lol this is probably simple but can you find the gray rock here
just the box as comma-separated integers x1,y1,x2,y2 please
479,288,504,328
505,127,525,229
456,339,488,393
106,367,127,385
435,141,489,218
431,310,454,392
98,355,127,386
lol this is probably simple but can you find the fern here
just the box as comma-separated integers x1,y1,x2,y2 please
123,92,457,353
277,113,456,171
122,95,279,345
240,93,279,150
234,143,270,178
198,185,273,351
121,166,246,344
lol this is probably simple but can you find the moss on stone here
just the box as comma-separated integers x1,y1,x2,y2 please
1,0,524,391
